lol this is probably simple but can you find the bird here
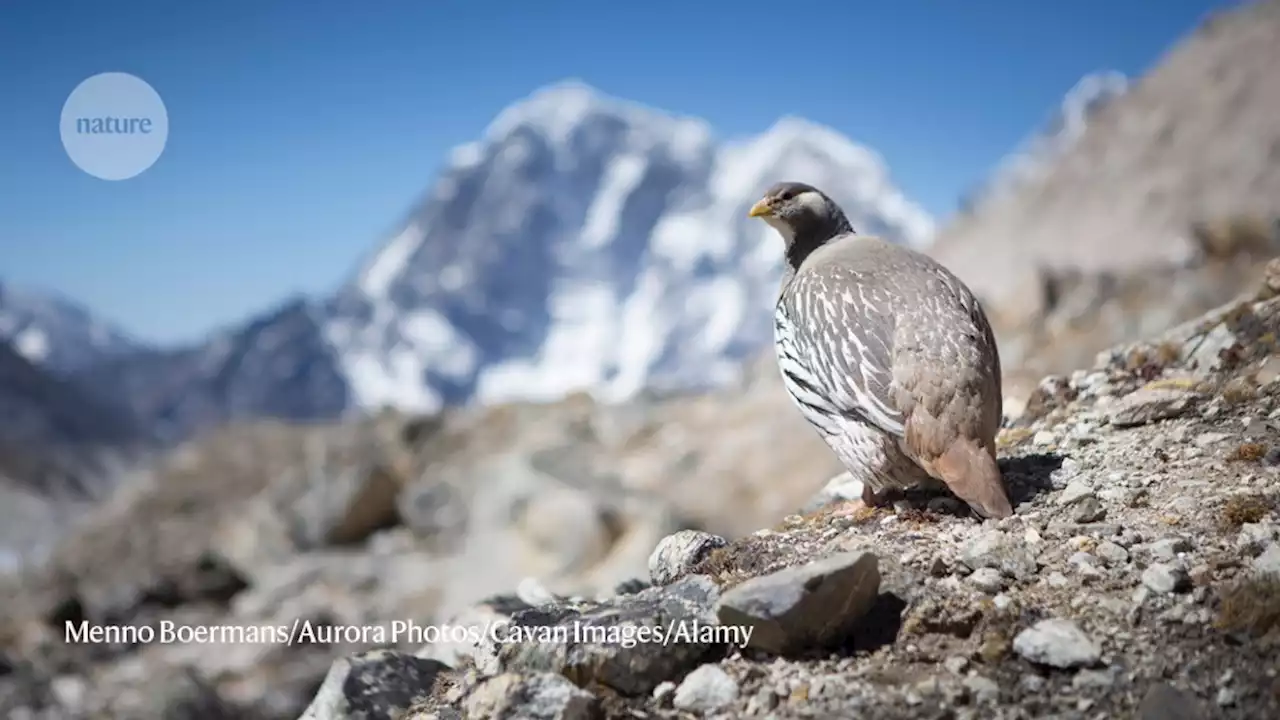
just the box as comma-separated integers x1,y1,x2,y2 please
748,181,1014,519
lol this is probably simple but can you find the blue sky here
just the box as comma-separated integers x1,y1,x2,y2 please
0,0,1233,344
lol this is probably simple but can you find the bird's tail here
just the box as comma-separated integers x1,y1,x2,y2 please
935,437,1013,519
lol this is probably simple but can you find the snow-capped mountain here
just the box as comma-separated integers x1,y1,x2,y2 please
961,71,1129,210
0,281,142,374
25,80,931,441
324,80,935,413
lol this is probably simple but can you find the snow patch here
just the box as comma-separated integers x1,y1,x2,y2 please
342,350,442,413
14,327,49,362
358,223,423,298
579,154,648,249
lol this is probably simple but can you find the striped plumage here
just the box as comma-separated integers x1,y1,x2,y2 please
750,181,1013,519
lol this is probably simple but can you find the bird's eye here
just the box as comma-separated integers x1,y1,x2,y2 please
778,189,795,201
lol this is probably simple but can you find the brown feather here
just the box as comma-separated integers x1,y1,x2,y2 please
932,437,1013,519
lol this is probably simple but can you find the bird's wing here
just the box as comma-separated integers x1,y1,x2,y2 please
775,270,906,439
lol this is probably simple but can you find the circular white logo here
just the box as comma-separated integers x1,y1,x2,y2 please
60,72,169,181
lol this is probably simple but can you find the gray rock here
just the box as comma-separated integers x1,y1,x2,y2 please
648,530,727,586
299,650,448,720
1073,667,1119,689
430,453,681,620
745,687,780,714
1216,686,1237,707
959,531,1038,580
800,471,865,513
496,574,722,694
1095,541,1130,565
672,664,739,712
963,675,1000,704
1057,480,1095,506
1033,430,1057,446
1142,563,1191,594
967,567,1007,593
1238,522,1278,550
714,551,880,654
285,437,405,550
1148,537,1192,562
463,672,600,720
1069,552,1106,580
1012,618,1101,669
1189,324,1240,375
1253,542,1280,578
1108,387,1195,428
1071,496,1107,523
396,478,468,550
1138,682,1207,720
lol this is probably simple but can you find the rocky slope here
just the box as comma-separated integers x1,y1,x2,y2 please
960,71,1129,211
302,260,1280,720
931,0,1280,319
0,338,148,572
2,259,1277,719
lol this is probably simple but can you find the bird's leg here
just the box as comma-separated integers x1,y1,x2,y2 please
831,483,898,517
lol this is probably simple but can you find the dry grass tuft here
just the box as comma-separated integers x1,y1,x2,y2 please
1219,493,1274,529
1215,575,1280,640
1229,443,1270,463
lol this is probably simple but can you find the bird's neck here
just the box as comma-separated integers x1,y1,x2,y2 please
784,214,854,271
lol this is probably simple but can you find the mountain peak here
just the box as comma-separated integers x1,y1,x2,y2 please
0,280,141,374
322,83,934,413
484,79,712,148
962,70,1128,210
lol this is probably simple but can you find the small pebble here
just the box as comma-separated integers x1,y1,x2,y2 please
1058,481,1095,506
1148,537,1191,562
1216,687,1237,707
745,688,779,714
652,681,676,705
1072,497,1107,523
964,675,1000,704
1073,667,1117,689
968,567,1007,593
1095,540,1130,565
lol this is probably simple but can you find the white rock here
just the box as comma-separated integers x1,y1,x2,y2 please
1012,618,1101,669
1254,543,1280,578
673,664,739,712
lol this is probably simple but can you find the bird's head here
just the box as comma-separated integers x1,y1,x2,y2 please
748,181,852,252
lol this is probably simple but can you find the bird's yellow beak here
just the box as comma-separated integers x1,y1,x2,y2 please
747,199,773,218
